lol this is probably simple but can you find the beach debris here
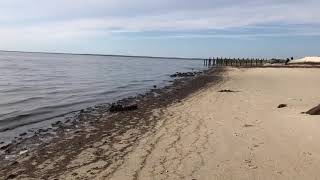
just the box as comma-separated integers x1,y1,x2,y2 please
19,150,28,155
243,124,254,128
306,104,320,115
109,103,138,112
218,89,237,93
277,104,287,108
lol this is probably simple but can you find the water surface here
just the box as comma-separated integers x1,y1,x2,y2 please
0,51,205,133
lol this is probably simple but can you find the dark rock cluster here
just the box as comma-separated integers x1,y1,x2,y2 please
109,102,138,112
170,71,201,78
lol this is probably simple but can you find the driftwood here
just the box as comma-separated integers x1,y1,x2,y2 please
306,104,320,115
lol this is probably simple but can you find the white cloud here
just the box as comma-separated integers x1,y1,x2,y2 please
0,0,320,46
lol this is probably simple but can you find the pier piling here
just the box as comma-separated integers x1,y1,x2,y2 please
204,57,269,67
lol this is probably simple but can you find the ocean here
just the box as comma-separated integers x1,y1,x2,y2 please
0,51,205,142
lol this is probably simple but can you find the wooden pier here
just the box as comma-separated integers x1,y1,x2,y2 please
203,57,270,67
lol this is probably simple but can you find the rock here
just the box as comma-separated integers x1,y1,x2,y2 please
37,128,49,134
153,85,157,88
0,143,10,150
6,174,17,179
19,132,27,136
52,121,62,127
277,104,287,108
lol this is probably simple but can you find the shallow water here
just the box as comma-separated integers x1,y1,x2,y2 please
0,51,205,133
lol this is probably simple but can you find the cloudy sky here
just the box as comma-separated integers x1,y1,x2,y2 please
0,0,320,58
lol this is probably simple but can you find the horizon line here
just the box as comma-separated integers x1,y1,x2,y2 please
0,49,206,60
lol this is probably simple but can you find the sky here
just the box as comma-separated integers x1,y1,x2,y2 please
0,0,320,58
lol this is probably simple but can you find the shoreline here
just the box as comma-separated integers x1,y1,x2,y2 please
107,67,320,180
0,69,206,152
0,67,225,179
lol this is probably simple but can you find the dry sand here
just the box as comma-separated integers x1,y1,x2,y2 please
5,67,320,180
103,68,320,180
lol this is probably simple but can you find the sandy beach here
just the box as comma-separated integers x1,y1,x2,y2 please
2,67,320,179
106,67,320,180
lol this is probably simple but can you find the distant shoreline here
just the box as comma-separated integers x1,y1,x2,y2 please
0,50,203,61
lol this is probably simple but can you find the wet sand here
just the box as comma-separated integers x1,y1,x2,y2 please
2,67,320,179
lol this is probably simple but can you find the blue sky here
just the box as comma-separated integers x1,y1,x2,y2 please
0,0,320,58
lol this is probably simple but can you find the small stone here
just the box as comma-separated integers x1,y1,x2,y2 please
243,124,254,128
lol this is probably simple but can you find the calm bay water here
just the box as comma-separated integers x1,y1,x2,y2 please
0,51,205,133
